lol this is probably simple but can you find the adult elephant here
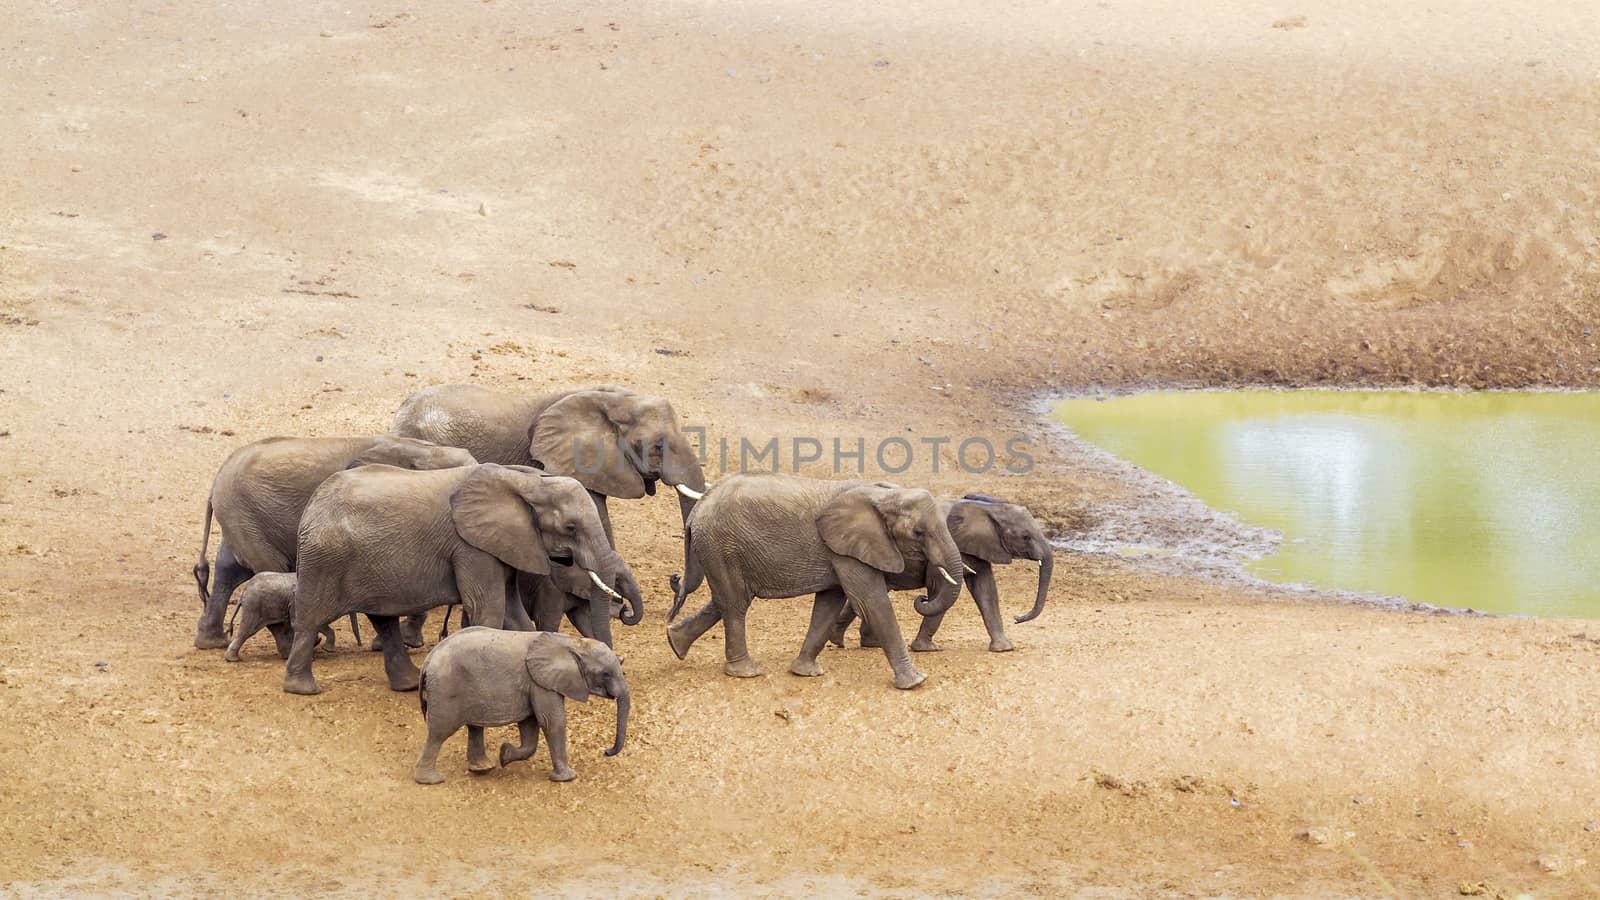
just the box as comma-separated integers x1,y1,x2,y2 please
665,475,965,690
192,435,476,649
826,493,1055,654
285,464,641,696
392,383,706,543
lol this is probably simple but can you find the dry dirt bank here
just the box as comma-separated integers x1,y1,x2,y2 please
3,0,1599,895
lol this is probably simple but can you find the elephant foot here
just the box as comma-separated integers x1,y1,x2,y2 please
724,656,762,679
788,657,824,678
859,636,884,650
194,632,230,651
467,757,497,775
369,636,385,652
499,743,535,767
825,627,848,649
666,623,694,660
223,646,242,662
893,668,928,691
988,636,1016,652
413,766,444,785
909,638,943,653
283,672,321,695
549,766,577,783
387,667,421,692
400,618,425,649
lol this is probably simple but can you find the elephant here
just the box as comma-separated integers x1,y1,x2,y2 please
391,383,707,544
284,463,641,696
664,474,966,690
827,494,1055,654
413,627,629,784
191,434,476,649
223,572,340,662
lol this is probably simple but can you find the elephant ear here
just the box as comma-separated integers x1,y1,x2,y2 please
948,500,1013,565
449,465,553,575
529,391,648,500
525,633,590,702
817,486,905,574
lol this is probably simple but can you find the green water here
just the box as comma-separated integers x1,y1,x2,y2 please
1053,391,1600,617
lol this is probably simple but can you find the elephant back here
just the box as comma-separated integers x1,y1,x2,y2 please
393,384,546,466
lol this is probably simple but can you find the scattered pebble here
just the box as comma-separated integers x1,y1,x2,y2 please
314,355,324,362
726,68,737,77
873,58,890,67
1352,794,1370,805
151,232,167,241
1585,822,1596,832
1294,827,1331,845
94,661,107,670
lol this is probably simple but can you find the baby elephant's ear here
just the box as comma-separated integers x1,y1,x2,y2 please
948,501,1013,565
817,486,905,574
450,465,553,575
525,633,590,702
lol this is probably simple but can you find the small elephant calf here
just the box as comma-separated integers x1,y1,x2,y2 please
224,573,339,662
413,628,630,785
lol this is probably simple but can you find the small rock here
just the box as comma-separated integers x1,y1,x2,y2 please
873,58,890,67
1457,840,1472,848
151,232,167,241
726,68,737,77
1294,827,1332,845
320,30,333,37
1502,192,1513,201
94,661,107,669
1352,794,1370,805
1538,854,1564,873
1584,822,1596,832
314,355,324,362
477,202,487,216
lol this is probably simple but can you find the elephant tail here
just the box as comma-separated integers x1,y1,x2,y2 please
667,523,703,623
193,498,214,607
347,613,362,646
418,668,429,719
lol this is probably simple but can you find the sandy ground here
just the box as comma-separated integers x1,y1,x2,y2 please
4,0,1600,895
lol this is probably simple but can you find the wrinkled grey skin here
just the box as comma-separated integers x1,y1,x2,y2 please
223,572,341,662
392,383,707,545
826,494,1055,654
665,474,965,690
414,628,629,784
284,464,642,696
434,564,634,645
192,435,476,649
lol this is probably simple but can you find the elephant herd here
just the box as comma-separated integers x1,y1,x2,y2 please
191,383,1056,782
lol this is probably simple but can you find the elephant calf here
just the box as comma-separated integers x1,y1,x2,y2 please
414,628,629,785
224,572,342,662
828,493,1055,653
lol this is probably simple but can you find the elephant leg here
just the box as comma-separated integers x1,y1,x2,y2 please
317,624,337,652
531,577,565,632
196,541,251,649
400,614,427,648
967,565,1013,652
369,615,421,692
499,718,540,767
842,571,926,690
859,612,884,649
223,605,267,662
455,553,509,633
666,598,721,660
534,689,576,782
584,592,615,648
465,725,495,774
413,714,454,785
827,603,857,648
790,588,848,677
282,625,322,695
267,622,294,659
711,571,760,679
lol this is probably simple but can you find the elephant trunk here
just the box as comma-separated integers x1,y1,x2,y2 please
616,568,644,626
603,685,630,757
587,592,616,648
1014,545,1055,624
914,536,965,617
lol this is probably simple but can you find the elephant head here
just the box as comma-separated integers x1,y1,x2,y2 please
528,387,707,524
524,632,630,757
816,483,965,617
349,436,477,471
949,494,1056,623
450,465,644,631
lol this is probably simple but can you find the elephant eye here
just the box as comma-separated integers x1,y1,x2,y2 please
565,522,579,535
913,526,926,537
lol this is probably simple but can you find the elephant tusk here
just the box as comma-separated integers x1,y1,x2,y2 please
963,563,977,575
937,566,959,586
589,570,625,601
674,483,705,501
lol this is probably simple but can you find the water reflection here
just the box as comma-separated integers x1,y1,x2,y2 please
1053,391,1600,617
